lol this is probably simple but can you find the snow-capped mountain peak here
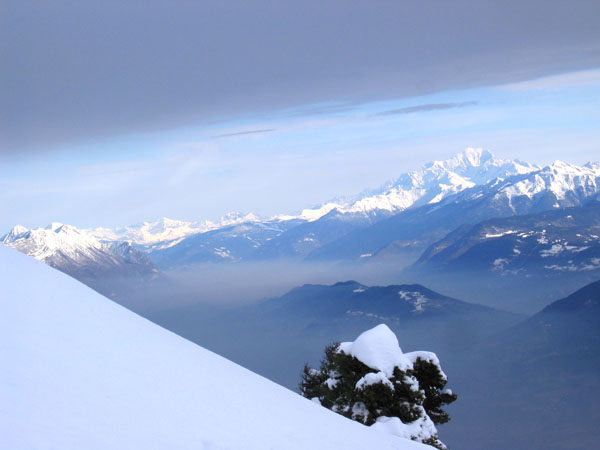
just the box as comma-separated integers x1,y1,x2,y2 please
220,211,260,223
2,223,156,279
311,148,539,216
2,225,29,242
549,160,589,174
444,147,495,170
297,202,342,222
435,147,537,183
91,217,203,246
495,160,600,205
90,213,263,247
2,223,100,261
457,146,487,165
46,222,65,231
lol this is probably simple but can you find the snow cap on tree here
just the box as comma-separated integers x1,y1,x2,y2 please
338,324,412,376
300,324,457,450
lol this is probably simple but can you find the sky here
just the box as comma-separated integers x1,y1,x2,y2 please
1,1,600,231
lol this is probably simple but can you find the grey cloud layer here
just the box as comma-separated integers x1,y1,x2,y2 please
2,0,600,152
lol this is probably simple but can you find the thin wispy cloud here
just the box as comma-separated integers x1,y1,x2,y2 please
375,101,478,116
283,101,360,118
212,129,275,139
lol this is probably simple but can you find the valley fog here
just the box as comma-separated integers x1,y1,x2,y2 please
112,257,580,316
121,258,418,312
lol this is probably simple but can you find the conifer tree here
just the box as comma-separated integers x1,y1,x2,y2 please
300,326,456,449
412,357,458,425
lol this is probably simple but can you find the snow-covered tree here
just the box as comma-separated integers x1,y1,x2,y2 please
300,324,457,449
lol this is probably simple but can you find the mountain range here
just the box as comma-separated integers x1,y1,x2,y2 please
90,212,266,251
401,197,600,313
310,159,600,263
122,150,599,267
89,148,540,259
413,198,600,275
4,148,599,312
148,216,304,268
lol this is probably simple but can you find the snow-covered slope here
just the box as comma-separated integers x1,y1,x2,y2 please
1,222,156,279
0,245,427,450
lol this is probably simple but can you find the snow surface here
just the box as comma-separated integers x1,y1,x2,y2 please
337,326,447,383
497,160,600,206
2,223,102,261
297,202,341,221
0,246,427,450
545,258,600,272
540,244,566,257
338,324,413,376
484,230,517,239
356,371,395,390
405,351,447,380
372,415,438,447
398,291,428,314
